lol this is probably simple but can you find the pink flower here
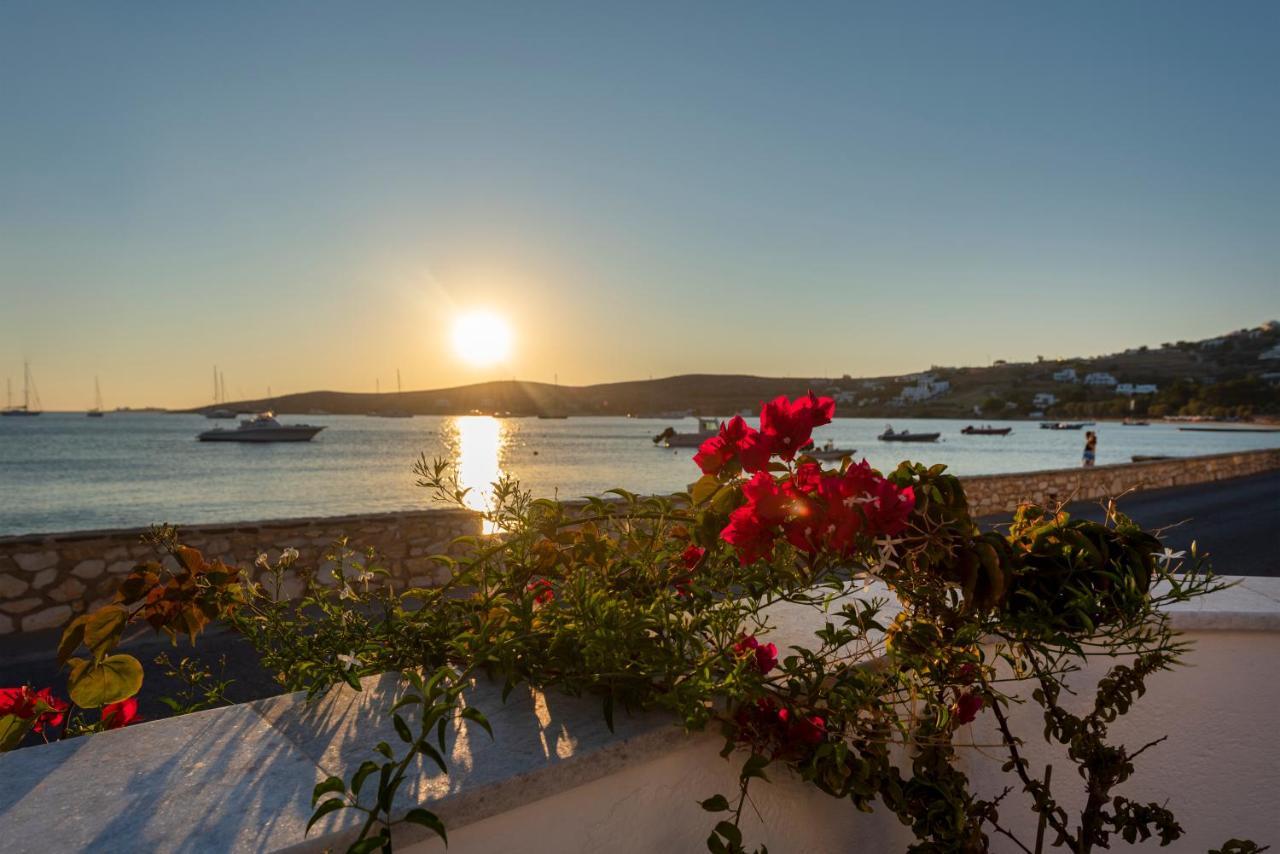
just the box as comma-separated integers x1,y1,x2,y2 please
526,578,555,605
759,393,835,462
102,697,142,729
952,691,985,725
733,634,778,675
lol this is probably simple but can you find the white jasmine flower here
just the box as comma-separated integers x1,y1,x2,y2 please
354,569,375,584
339,584,359,601
281,547,300,562
337,653,363,671
255,553,270,569
1152,548,1186,568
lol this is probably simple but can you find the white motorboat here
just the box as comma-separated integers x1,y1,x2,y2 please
653,417,721,448
803,440,857,461
198,411,325,443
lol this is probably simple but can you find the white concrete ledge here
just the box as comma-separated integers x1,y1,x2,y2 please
0,577,1276,853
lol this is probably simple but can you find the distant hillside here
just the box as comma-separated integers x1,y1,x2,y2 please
192,321,1280,420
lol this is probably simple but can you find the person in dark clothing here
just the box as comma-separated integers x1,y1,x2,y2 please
1083,430,1097,467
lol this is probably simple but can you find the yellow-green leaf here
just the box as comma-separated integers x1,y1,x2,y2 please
0,714,35,752
67,653,144,709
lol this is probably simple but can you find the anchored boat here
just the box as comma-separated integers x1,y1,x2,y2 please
960,425,1011,436
654,417,721,448
198,411,324,443
803,440,857,461
2,362,42,416
878,425,940,443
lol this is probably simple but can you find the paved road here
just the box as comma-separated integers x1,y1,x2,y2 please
980,469,1280,578
3,471,1276,734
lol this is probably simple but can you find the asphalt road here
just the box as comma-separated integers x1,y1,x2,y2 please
3,470,1276,735
980,469,1280,578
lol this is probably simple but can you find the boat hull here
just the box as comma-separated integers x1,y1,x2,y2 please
961,427,1011,436
878,433,940,443
1,410,41,417
198,426,325,442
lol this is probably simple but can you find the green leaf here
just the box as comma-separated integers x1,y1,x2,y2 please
715,821,743,847
393,713,414,743
349,835,388,854
350,760,380,796
56,613,92,667
311,775,345,806
305,798,346,834
0,714,36,752
67,653,144,709
602,693,615,733
81,606,128,662
374,740,394,759
459,706,493,739
404,808,448,843
699,794,731,812
740,753,770,783
691,474,720,505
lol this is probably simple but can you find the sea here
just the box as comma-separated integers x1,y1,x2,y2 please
2,413,1277,537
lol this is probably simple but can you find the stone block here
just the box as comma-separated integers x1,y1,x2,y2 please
1,598,42,615
107,560,134,575
0,574,31,598
14,551,58,573
48,578,87,603
22,604,73,631
32,568,59,589
72,559,106,579
0,613,12,634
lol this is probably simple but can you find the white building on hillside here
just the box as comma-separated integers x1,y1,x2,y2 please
1052,368,1078,383
1115,383,1158,396
1259,344,1280,361
898,377,950,403
1084,372,1118,387
1032,392,1057,407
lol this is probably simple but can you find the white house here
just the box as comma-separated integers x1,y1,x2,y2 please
1084,372,1118,387
1052,368,1078,383
898,378,950,403
834,390,856,404
1115,383,1158,396
1259,344,1280,361
1032,392,1057,408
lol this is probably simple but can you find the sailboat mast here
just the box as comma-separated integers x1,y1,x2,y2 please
213,366,220,404
397,369,402,395
23,361,30,409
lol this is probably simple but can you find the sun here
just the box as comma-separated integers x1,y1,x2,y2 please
452,311,512,366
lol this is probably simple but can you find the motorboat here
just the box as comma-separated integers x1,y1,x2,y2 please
960,425,1011,436
1039,422,1086,430
1121,419,1150,426
198,411,325,443
802,439,857,461
878,426,940,443
654,417,721,447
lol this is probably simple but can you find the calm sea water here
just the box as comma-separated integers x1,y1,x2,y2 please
1,413,1277,536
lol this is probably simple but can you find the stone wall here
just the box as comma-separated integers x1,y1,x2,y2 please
960,447,1280,517
1,447,1277,635
0,509,481,635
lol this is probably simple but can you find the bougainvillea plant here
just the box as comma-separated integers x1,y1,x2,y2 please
2,393,1267,853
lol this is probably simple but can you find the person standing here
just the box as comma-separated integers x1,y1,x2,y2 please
1082,430,1097,467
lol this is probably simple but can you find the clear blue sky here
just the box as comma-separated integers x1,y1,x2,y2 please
1,1,1277,408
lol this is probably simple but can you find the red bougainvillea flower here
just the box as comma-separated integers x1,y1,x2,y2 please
777,707,827,746
759,392,835,461
0,687,67,733
526,578,555,605
733,634,778,675
102,697,142,730
680,545,706,570
860,478,916,537
694,416,773,476
952,691,985,725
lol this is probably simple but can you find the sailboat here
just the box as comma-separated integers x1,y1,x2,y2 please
2,362,42,416
376,369,413,418
87,377,105,417
206,366,235,418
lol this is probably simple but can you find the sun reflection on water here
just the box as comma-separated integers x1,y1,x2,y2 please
451,415,507,533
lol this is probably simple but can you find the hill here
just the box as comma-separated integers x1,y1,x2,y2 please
192,321,1280,420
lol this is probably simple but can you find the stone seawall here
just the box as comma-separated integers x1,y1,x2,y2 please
2,448,1277,635
960,447,1280,517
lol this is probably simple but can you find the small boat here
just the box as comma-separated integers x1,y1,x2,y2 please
537,414,569,419
802,440,857,461
87,377,105,417
1178,425,1280,433
1121,419,1149,426
373,370,414,417
198,411,325,443
878,425,940,443
654,417,721,447
961,425,1011,436
206,408,236,419
1039,422,1086,430
1132,454,1174,462
2,363,42,417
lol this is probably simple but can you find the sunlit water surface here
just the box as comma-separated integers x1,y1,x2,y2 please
1,413,1276,536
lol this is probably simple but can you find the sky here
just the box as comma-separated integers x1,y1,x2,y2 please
1,2,1277,409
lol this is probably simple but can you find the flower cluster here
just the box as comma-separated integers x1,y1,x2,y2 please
694,392,835,476
734,696,827,758
698,394,915,565
526,578,555,605
102,697,142,730
732,634,778,675
0,686,67,733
